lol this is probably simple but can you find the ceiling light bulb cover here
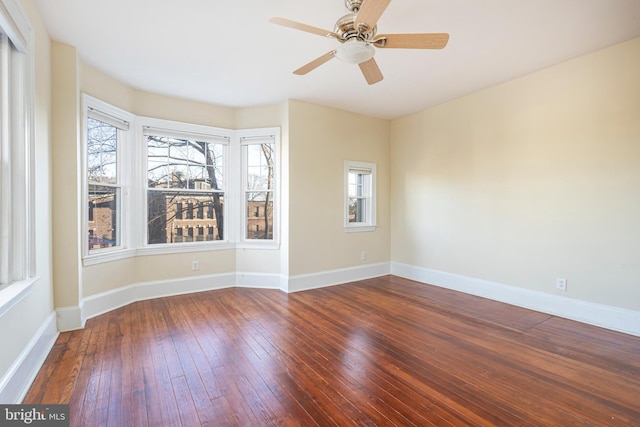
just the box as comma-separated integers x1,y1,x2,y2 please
335,40,375,64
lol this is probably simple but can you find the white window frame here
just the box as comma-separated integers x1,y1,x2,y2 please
0,0,36,314
82,95,136,265
238,128,280,248
81,98,281,262
136,116,234,256
344,160,377,233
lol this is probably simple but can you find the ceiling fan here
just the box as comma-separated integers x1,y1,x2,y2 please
269,0,449,85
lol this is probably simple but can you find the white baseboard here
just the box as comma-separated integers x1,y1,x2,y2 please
55,305,84,331
0,312,58,403
287,262,390,293
76,267,387,328
80,272,237,325
235,272,284,290
55,272,285,331
58,262,640,337
391,262,640,337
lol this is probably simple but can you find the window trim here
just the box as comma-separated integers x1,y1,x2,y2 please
0,0,36,311
81,98,281,263
238,128,280,248
81,95,135,265
138,116,232,255
344,160,377,233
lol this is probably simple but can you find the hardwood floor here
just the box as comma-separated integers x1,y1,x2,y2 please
24,275,640,426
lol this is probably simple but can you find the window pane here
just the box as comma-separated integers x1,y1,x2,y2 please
147,190,224,244
147,137,170,188
348,171,371,198
167,139,189,189
349,197,367,223
206,142,225,190
147,136,224,191
245,143,274,191
88,185,120,249
87,118,117,183
246,192,273,240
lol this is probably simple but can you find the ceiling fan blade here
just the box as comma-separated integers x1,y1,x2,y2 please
354,0,391,32
358,58,383,85
373,33,450,49
293,51,336,75
269,17,339,39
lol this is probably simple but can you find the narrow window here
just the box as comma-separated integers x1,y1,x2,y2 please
0,23,34,285
241,134,277,241
86,111,128,251
344,161,376,232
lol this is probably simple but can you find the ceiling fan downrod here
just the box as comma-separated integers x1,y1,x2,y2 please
344,0,363,13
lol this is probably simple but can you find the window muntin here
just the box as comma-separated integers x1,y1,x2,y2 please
345,161,376,232
145,131,227,245
242,138,276,241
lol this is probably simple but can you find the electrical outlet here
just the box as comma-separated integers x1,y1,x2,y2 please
192,260,199,271
556,278,567,292
361,251,366,261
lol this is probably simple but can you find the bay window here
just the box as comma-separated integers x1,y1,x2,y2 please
82,95,279,262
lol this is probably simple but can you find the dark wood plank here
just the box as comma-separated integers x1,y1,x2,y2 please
23,275,640,426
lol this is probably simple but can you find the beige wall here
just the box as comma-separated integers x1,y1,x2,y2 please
390,37,640,310
81,63,135,112
132,90,235,129
51,42,81,308
0,0,54,389
288,100,390,276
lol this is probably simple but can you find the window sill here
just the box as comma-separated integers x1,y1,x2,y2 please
0,276,38,318
83,241,281,265
236,241,280,250
136,242,236,256
344,225,377,233
83,248,137,266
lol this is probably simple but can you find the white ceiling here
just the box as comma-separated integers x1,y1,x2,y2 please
34,0,640,120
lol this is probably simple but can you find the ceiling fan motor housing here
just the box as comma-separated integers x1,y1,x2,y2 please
335,12,376,41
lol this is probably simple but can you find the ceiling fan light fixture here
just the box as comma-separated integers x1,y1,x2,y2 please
335,40,375,64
